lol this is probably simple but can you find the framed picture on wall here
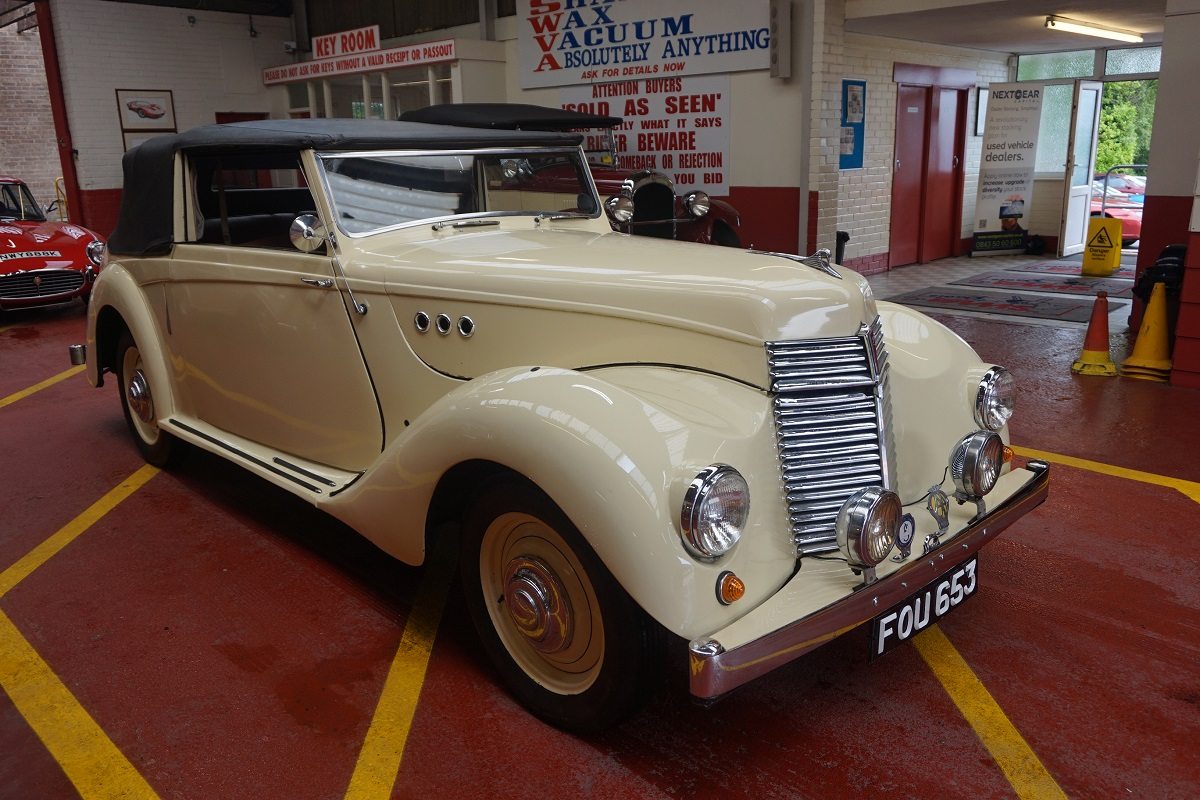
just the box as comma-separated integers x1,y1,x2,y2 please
116,89,176,131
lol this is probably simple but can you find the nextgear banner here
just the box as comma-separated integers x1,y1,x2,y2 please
519,0,770,89
560,75,731,194
971,83,1044,254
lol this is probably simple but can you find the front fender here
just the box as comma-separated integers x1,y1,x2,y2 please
324,365,797,639
879,300,1007,502
85,261,176,419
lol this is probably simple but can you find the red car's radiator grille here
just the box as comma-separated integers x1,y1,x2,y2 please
0,269,85,300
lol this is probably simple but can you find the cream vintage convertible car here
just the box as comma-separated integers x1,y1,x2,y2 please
72,119,1048,731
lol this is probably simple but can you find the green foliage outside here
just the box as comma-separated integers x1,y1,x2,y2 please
1097,80,1156,175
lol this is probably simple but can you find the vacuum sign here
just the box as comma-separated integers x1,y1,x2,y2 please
519,0,770,89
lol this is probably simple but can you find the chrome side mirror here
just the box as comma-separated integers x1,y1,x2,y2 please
290,214,327,253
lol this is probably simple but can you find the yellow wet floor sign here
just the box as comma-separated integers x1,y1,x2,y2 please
1082,217,1122,276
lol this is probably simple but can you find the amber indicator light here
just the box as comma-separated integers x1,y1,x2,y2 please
1003,445,1014,464
717,571,746,605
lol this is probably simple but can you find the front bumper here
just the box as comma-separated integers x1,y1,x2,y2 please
688,460,1050,701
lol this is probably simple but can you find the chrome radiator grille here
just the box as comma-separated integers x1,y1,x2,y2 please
767,318,895,556
0,269,84,300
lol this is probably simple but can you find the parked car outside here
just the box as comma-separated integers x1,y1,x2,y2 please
400,103,744,247
1,176,107,311
74,119,1048,731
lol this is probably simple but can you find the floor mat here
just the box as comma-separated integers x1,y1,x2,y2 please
1006,259,1135,278
950,271,1134,298
887,286,1128,322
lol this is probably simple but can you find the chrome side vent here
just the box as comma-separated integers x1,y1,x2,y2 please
767,318,896,556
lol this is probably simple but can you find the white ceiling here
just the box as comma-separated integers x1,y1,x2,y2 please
844,0,1166,54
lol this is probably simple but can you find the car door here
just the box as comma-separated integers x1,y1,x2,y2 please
166,150,382,471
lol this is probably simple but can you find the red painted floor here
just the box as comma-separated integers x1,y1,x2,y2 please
2,302,1198,798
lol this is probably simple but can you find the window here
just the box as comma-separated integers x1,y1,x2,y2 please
1104,46,1161,76
1017,50,1096,80
320,150,599,235
189,151,317,249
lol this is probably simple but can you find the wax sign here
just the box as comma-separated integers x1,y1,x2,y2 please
972,83,1044,254
521,0,770,89
263,39,456,85
561,75,730,194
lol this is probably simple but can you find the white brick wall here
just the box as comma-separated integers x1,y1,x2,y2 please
0,26,59,206
50,0,293,190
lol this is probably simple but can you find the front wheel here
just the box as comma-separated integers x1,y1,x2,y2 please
460,481,662,732
115,331,177,466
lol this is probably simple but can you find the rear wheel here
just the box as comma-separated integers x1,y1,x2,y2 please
116,330,177,466
460,480,661,732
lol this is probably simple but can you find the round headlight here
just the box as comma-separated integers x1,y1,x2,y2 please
684,190,711,218
605,194,635,224
680,464,749,560
836,487,901,568
950,431,1004,499
974,367,1015,431
86,239,107,268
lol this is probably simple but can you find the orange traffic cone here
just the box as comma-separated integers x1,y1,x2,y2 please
1121,281,1172,382
1071,292,1117,376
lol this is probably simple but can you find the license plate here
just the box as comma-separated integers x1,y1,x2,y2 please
870,556,978,660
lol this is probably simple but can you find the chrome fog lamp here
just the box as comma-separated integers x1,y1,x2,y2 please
680,464,749,560
605,194,635,224
836,487,902,576
950,431,1004,500
974,367,1015,431
683,190,711,218
86,239,107,268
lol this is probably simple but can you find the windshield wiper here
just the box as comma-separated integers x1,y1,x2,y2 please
534,212,592,223
431,219,500,231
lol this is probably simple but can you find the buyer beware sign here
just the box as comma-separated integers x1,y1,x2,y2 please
561,75,731,194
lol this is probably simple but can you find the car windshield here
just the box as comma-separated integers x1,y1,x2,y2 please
319,148,599,235
0,182,46,222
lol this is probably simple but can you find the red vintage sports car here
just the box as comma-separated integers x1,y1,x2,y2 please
126,100,165,119
0,177,107,310
400,103,744,247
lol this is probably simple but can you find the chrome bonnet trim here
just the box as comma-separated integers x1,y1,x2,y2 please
687,461,1049,701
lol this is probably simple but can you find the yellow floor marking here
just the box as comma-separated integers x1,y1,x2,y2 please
1013,444,1200,504
0,365,85,411
0,464,160,599
0,611,162,799
915,626,1067,800
0,465,161,798
344,540,457,800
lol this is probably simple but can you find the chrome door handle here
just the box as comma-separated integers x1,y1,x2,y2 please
301,278,334,288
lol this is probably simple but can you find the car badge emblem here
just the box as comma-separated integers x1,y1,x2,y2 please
892,512,916,562
923,486,950,554
33,275,42,288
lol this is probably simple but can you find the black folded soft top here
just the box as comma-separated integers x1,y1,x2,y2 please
108,118,581,256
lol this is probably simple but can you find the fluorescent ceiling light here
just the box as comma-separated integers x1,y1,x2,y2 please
1045,15,1143,44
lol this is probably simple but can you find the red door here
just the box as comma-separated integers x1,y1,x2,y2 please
920,88,966,262
890,85,928,268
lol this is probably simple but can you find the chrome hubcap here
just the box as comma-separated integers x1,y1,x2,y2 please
503,556,573,654
127,369,154,424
